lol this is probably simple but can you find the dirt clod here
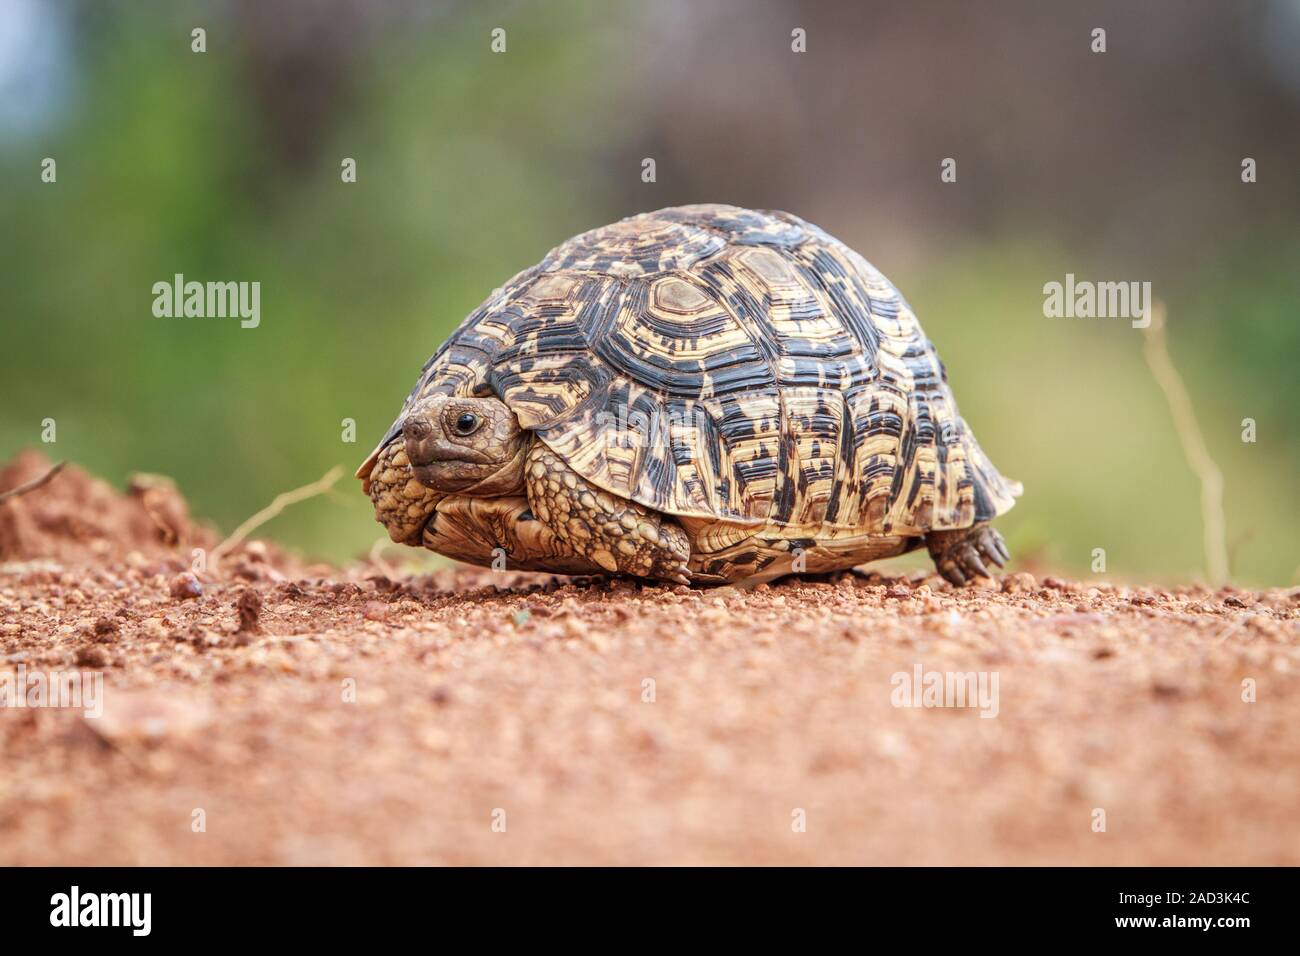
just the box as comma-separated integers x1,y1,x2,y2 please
1001,572,1036,593
74,645,109,668
91,617,120,643
0,451,216,563
235,588,262,633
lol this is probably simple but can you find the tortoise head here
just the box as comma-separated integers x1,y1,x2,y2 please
399,394,529,496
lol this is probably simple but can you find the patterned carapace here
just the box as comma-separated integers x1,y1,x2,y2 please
376,204,1020,545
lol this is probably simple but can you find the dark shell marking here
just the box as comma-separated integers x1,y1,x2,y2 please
381,204,1020,541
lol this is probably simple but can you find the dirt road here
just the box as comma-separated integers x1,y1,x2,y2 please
1,452,1296,865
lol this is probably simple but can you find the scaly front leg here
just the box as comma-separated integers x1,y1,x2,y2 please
524,439,691,585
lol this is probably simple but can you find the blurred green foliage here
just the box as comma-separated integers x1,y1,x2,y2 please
890,237,1300,586
2,3,1296,585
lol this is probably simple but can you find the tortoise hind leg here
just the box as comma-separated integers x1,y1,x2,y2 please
926,523,1009,586
524,439,691,585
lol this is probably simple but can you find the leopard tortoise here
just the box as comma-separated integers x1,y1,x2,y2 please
358,204,1021,586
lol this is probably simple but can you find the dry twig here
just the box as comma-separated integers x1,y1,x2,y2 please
1142,301,1229,584
0,461,66,504
212,466,345,562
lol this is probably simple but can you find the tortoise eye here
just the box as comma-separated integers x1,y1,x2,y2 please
453,412,481,436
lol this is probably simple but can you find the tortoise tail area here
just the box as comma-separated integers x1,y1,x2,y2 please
962,425,1022,524
878,415,1021,535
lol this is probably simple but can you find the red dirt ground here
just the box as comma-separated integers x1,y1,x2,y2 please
1,450,1296,865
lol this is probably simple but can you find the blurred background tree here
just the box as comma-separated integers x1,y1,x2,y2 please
2,0,1297,583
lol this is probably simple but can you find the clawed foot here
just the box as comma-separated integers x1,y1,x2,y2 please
926,523,1009,586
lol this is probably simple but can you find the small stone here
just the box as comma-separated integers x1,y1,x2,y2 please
362,601,391,621
170,572,203,600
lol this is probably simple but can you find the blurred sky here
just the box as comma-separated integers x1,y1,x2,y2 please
1,0,1297,584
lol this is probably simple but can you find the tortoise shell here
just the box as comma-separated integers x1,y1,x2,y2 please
376,204,1020,538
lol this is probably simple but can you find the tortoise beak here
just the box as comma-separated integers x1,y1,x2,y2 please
417,441,495,465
